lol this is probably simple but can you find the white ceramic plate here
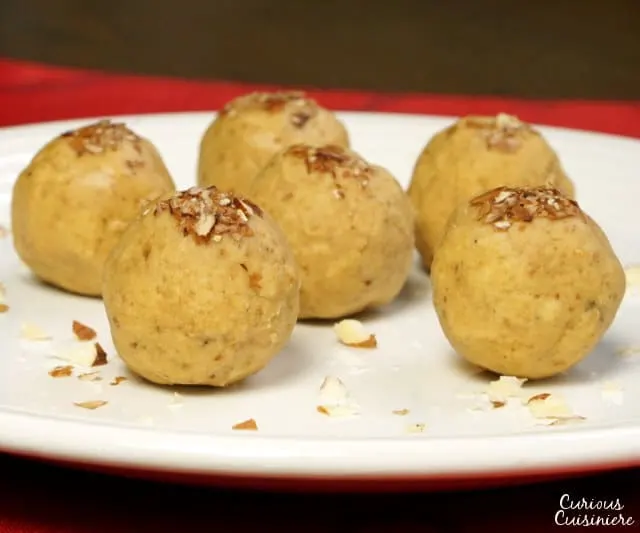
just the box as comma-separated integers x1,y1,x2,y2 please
1,112,640,489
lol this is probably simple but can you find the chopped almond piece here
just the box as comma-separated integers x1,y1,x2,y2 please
392,408,410,416
232,418,258,431
20,323,51,341
526,393,551,404
545,416,586,426
616,346,640,357
601,381,624,406
74,400,108,410
486,375,527,403
78,372,102,382
49,365,73,378
110,376,127,386
92,343,108,366
333,319,377,348
317,376,361,417
527,393,584,425
54,342,98,367
0,304,8,313
72,320,97,341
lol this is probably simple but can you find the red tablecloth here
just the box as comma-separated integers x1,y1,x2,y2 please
0,58,639,533
1,59,640,137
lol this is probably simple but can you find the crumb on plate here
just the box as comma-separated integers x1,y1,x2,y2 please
601,381,624,406
333,319,377,348
53,342,99,367
20,323,51,341
232,418,258,431
92,343,108,366
74,400,108,410
317,375,360,418
72,320,97,341
527,393,584,424
48,365,73,378
486,375,527,403
624,265,640,289
615,346,640,357
78,371,102,382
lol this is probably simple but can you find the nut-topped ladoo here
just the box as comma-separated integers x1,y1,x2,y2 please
408,113,576,270
431,185,625,379
11,119,175,296
197,91,350,196
102,186,300,387
249,143,414,320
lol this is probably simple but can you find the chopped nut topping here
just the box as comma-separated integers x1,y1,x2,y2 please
78,371,102,382
287,144,371,183
470,186,582,231
221,91,314,118
20,323,51,341
465,113,531,152
110,376,128,386
0,304,8,314
333,319,377,348
291,111,312,128
61,120,140,156
125,160,144,171
392,408,410,416
92,343,108,366
232,418,258,431
72,320,97,341
490,400,506,408
74,400,108,410
49,365,73,378
154,186,262,244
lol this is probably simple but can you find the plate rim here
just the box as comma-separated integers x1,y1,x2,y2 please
0,408,639,478
1,110,639,481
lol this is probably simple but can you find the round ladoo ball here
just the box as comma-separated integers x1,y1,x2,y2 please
11,120,175,296
102,186,300,387
431,186,625,380
197,91,350,196
408,113,576,269
249,144,414,320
